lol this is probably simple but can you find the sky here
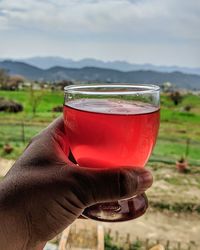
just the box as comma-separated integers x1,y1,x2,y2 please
0,0,199,67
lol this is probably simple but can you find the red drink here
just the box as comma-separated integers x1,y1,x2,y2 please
64,84,160,222
64,99,160,169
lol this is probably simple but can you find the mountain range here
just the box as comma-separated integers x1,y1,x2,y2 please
0,60,200,90
1,57,200,76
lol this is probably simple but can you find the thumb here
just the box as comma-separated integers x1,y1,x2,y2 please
66,165,153,207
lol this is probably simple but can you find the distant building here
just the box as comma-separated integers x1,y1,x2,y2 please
161,82,175,93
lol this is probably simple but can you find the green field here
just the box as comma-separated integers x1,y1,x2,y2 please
0,90,200,165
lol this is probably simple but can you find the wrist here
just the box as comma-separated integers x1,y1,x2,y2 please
0,181,46,250
0,180,28,250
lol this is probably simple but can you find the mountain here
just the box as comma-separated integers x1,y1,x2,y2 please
0,60,44,80
6,56,200,76
0,60,200,89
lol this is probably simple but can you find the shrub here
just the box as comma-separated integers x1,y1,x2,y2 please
0,99,23,113
52,106,63,112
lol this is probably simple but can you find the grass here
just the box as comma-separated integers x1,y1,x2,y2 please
153,139,200,161
0,123,46,159
105,233,142,250
0,90,63,122
0,90,200,162
150,201,200,214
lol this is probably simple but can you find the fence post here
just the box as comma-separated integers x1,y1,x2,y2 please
97,225,104,250
58,227,70,250
126,233,130,244
21,121,25,143
107,228,111,236
145,238,149,250
115,231,119,242
165,240,170,250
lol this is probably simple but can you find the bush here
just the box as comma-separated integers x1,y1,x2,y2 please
0,99,23,113
104,234,122,250
130,240,142,250
52,106,63,112
169,91,182,105
184,105,192,112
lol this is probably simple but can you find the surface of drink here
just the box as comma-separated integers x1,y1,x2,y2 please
64,99,160,169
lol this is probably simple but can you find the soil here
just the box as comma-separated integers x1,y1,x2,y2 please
102,210,200,247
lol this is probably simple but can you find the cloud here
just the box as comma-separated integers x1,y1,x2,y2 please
0,0,199,67
0,0,199,41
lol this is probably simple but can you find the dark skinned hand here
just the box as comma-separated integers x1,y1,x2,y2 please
0,117,153,250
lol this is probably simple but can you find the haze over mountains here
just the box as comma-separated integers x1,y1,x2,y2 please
0,58,200,90
4,57,200,76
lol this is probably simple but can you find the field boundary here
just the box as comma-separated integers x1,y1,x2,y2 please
1,122,200,166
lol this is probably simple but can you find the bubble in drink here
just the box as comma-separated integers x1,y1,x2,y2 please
64,99,160,169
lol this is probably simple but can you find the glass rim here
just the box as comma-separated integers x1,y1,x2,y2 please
64,84,160,95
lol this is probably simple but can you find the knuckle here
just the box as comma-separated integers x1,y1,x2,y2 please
119,169,138,198
66,167,95,206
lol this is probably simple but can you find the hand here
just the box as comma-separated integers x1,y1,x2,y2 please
0,117,153,250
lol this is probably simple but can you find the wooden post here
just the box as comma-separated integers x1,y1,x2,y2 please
177,241,181,250
21,121,25,143
126,233,130,244
58,227,70,250
145,239,149,250
97,225,104,250
115,231,119,242
165,240,170,250
107,228,111,236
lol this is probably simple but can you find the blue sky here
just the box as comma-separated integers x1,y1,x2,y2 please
0,0,199,67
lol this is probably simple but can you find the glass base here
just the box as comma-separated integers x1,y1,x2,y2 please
82,193,148,222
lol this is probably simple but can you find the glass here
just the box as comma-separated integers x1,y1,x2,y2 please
63,84,160,222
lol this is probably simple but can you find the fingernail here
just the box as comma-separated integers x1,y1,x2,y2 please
137,171,153,192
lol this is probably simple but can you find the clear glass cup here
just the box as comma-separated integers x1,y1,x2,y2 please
64,84,160,222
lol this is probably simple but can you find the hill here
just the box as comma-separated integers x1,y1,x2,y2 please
7,56,200,76
0,60,200,89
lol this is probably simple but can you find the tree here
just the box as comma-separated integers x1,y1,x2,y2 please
8,75,25,90
29,84,44,115
56,79,74,90
0,69,9,89
169,91,183,106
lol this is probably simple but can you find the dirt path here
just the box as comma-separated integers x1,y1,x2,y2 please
0,158,14,177
64,211,200,249
102,210,200,246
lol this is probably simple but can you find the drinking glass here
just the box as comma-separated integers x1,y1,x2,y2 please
64,84,160,222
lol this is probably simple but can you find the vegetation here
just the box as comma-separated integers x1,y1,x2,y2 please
1,90,200,165
105,234,123,250
104,234,142,250
0,69,24,90
169,91,183,105
29,86,45,115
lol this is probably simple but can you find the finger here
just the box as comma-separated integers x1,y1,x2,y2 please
26,116,70,157
45,116,65,134
67,166,153,207
18,117,70,168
